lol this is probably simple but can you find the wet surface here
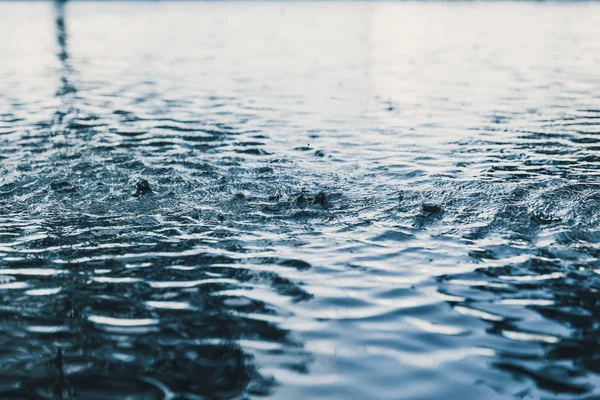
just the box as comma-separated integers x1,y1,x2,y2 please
1,1,600,399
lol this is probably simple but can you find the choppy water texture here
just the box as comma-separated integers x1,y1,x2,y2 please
1,1,600,399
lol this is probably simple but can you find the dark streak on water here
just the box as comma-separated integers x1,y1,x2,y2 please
1,2,600,399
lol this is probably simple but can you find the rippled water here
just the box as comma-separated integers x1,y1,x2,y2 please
1,1,600,399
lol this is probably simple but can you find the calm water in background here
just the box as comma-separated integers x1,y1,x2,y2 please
1,1,599,399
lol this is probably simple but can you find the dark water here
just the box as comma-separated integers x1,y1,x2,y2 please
1,1,600,399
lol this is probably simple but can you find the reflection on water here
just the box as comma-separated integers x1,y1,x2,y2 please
1,1,600,399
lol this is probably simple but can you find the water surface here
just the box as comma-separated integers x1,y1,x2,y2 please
0,2,599,399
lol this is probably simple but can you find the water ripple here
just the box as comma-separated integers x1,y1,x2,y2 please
1,1,599,399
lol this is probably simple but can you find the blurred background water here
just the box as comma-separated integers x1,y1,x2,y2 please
0,1,599,399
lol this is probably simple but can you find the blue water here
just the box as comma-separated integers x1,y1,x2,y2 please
0,2,599,399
